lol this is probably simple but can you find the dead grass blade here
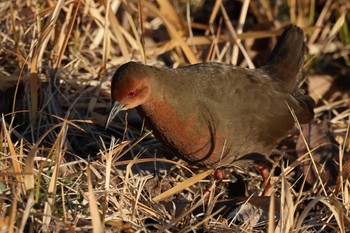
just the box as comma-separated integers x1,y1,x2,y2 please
143,1,198,64
113,157,194,174
7,187,19,233
207,0,221,35
268,192,275,233
288,105,328,196
19,191,34,233
231,0,250,66
101,0,130,59
219,3,254,68
87,163,104,233
309,0,333,44
2,116,24,193
137,0,146,64
103,0,112,71
101,137,117,220
153,169,214,202
119,193,160,218
29,0,64,120
54,0,81,69
181,206,226,233
277,163,294,232
329,12,346,39
122,2,145,63
42,121,68,231
156,0,184,32
260,0,274,23
23,148,35,191
295,196,345,233
139,29,282,59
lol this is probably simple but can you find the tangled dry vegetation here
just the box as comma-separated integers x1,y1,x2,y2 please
0,0,349,232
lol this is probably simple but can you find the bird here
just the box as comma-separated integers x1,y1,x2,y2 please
105,25,314,167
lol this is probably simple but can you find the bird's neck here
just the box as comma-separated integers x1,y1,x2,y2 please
137,97,193,150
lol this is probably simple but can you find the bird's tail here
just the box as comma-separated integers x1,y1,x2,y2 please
263,25,305,92
264,25,315,124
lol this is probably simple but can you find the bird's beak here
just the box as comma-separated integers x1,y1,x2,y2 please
105,101,125,129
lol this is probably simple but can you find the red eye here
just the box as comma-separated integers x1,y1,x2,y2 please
128,91,135,97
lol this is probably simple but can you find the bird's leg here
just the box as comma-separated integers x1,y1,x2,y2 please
256,164,271,196
202,168,224,199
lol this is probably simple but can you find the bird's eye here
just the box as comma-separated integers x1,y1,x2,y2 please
128,91,135,97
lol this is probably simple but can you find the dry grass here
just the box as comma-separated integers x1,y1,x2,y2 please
0,0,349,232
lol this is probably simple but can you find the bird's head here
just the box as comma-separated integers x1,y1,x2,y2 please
105,62,152,128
